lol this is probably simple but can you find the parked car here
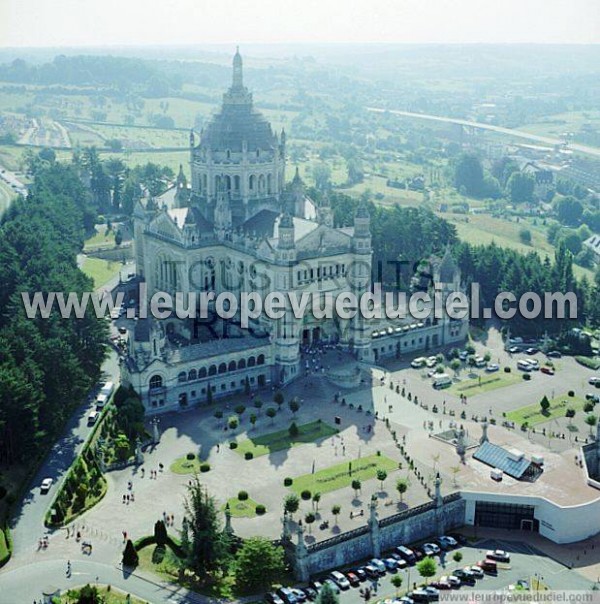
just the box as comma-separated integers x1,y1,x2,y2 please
486,549,510,562
477,559,498,573
384,557,399,572
395,545,417,564
486,363,500,372
453,569,476,585
390,553,408,569
354,568,367,582
291,588,307,602
589,377,600,385
526,347,538,355
430,581,452,590
547,351,562,358
410,590,435,602
586,393,600,403
370,558,387,575
468,566,484,578
40,477,53,493
329,571,350,590
87,410,99,426
508,346,521,354
448,532,468,545
423,586,440,601
437,535,458,549
422,543,441,556
308,580,322,593
440,575,461,588
345,572,360,587
397,598,414,604
276,587,298,604
364,564,380,579
265,593,285,604
323,579,340,594
525,358,539,370
541,366,555,375
300,587,317,601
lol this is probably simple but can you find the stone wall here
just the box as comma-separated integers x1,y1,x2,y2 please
291,494,465,579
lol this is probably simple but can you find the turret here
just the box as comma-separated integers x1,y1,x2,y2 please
232,46,243,89
352,199,371,254
290,167,305,217
317,193,334,228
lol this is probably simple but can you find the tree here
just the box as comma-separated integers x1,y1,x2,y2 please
396,478,408,503
266,407,277,424
316,581,339,604
312,491,321,512
234,537,285,593
351,479,362,498
519,228,532,245
122,538,139,567
305,512,316,533
274,391,285,408
250,413,257,428
182,476,229,577
253,397,263,413
391,574,403,596
454,153,484,197
376,469,388,491
234,404,246,418
228,416,239,431
508,172,534,204
284,493,300,517
75,584,101,604
566,408,576,424
417,557,437,584
312,162,332,191
115,229,123,246
586,414,598,435
540,395,551,414
289,398,300,417
154,519,168,546
331,504,341,525
556,196,584,226
450,359,461,375
214,409,223,423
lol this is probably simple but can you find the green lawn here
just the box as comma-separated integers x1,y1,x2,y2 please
60,586,148,603
234,420,338,458
290,454,398,496
80,256,122,289
506,394,587,426
170,455,203,475
222,497,265,518
0,528,9,565
449,372,521,396
84,225,117,251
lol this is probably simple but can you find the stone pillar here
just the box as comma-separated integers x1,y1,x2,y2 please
152,418,160,444
224,503,234,536
456,424,466,464
480,420,489,445
281,511,291,542
368,496,381,558
295,522,309,582
434,473,444,537
135,437,144,465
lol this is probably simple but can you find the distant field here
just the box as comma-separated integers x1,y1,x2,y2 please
80,256,122,289
449,372,521,397
520,111,600,138
506,394,587,426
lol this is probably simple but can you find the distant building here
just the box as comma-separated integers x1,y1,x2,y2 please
583,234,600,264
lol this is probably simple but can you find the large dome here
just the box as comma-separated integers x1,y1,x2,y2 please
198,48,277,153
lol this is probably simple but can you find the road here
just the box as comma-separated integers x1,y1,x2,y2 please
366,107,600,159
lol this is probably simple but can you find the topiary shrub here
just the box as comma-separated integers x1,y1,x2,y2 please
289,422,299,437
301,489,312,500
284,477,293,487
186,452,195,460
255,504,266,515
238,490,249,501
568,390,575,397
244,451,253,460
200,463,210,472
523,373,531,381
229,441,238,450
504,367,511,373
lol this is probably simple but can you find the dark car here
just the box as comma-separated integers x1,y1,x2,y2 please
364,565,380,579
453,569,476,586
276,587,298,604
547,351,562,358
354,567,367,582
395,545,417,564
301,587,317,601
430,581,452,590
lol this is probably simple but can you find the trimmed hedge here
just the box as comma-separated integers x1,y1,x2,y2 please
244,451,253,460
238,491,249,501
284,477,293,487
301,489,312,500
229,441,238,450
200,463,210,472
255,504,266,515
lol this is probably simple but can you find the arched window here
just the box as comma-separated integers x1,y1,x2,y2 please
267,174,272,194
149,375,163,390
248,356,256,367
225,175,231,192
178,372,187,383
208,365,217,376
257,354,265,366
228,360,237,372
249,174,256,191
188,369,197,381
218,362,227,374
238,358,246,369
258,174,265,193
199,367,207,378
215,175,221,191
234,175,240,191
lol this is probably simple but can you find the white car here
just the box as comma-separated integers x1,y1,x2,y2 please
422,542,440,556
589,377,600,385
329,571,351,590
525,358,539,370
426,357,437,368
40,478,53,493
438,535,458,548
468,566,484,578
486,363,499,373
440,575,461,588
486,549,510,562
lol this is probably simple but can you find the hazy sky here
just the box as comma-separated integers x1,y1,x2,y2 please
1,0,599,48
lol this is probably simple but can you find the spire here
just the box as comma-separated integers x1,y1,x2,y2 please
232,46,243,89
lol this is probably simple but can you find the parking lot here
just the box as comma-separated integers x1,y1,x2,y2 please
286,536,594,604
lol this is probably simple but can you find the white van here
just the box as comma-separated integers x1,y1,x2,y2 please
490,468,503,481
411,357,427,369
87,411,99,426
517,359,532,372
100,381,114,397
433,374,452,389
95,393,108,410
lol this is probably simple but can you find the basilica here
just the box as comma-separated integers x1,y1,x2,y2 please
122,49,468,414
